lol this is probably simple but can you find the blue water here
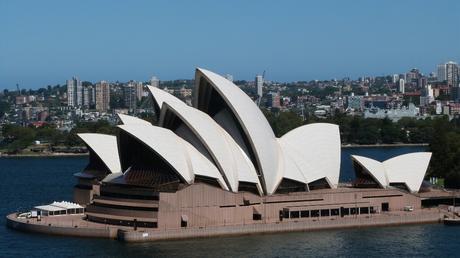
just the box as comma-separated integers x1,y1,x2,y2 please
1,146,459,258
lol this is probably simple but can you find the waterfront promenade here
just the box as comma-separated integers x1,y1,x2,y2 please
7,208,442,242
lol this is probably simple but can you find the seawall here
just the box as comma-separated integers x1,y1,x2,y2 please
7,210,442,242
119,210,441,242
6,214,118,239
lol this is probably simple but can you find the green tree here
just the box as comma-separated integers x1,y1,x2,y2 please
65,120,117,146
2,125,36,153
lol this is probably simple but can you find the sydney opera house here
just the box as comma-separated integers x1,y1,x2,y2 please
70,68,432,230
8,68,436,240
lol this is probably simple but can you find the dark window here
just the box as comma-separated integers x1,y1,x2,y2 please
308,178,331,190
275,179,308,194
94,202,158,212
181,220,187,227
283,209,290,219
83,147,111,180
118,130,182,190
290,211,300,218
87,216,157,228
360,207,369,214
195,175,222,189
352,161,381,188
311,210,320,217
100,189,159,201
341,207,349,216
253,213,262,220
321,209,330,217
331,209,339,216
350,207,358,215
300,210,309,218
389,182,410,192
382,202,389,212
370,206,375,213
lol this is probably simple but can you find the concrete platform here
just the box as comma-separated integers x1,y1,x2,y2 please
6,209,443,242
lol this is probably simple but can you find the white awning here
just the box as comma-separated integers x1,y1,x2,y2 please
34,201,83,212
34,205,66,212
50,201,84,209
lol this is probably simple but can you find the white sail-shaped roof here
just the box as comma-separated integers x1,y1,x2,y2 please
278,140,309,185
78,133,121,173
148,86,261,194
117,113,151,125
278,123,341,188
181,140,229,191
117,124,193,184
147,85,184,108
194,68,281,195
351,152,432,193
117,124,229,191
383,152,432,193
351,155,388,188
102,172,123,183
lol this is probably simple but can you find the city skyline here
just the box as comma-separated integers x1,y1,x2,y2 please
1,0,460,89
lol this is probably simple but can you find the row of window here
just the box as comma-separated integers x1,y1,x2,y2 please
87,215,158,228
37,208,85,217
281,206,375,220
100,191,160,201
93,202,159,212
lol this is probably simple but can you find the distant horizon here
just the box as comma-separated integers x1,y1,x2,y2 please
3,63,456,92
1,0,459,90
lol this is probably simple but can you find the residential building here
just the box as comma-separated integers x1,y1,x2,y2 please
124,84,136,111
399,79,405,93
95,81,110,112
255,75,263,100
67,76,82,107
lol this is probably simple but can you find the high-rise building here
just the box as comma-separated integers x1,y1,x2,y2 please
437,64,447,81
406,68,421,81
399,79,405,94
76,81,83,106
66,76,82,107
95,81,110,112
150,76,160,88
67,80,74,107
83,85,95,109
255,75,263,99
418,77,428,89
446,61,459,87
135,82,144,101
438,61,459,87
392,74,399,84
91,86,96,105
124,83,137,110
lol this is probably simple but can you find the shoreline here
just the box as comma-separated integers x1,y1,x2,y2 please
0,152,88,158
341,143,429,148
6,209,442,242
0,143,429,157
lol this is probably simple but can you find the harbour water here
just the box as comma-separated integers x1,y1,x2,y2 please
1,146,459,257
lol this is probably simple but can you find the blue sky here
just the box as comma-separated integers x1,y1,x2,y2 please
1,0,459,89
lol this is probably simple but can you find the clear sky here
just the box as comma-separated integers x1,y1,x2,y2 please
1,0,459,90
